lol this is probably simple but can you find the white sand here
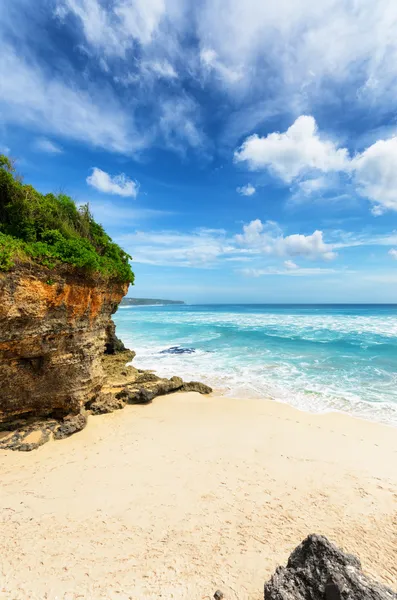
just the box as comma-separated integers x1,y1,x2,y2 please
1,392,396,600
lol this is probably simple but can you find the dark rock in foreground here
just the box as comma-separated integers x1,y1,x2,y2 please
264,534,397,600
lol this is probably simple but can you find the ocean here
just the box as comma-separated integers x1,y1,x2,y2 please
113,304,397,426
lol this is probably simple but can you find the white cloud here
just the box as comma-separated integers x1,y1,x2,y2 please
86,167,139,197
88,202,171,225
331,230,397,250
389,248,397,260
241,266,338,277
284,260,298,270
0,45,144,154
236,219,336,260
200,48,242,84
197,0,397,111
158,95,205,153
147,60,178,79
353,137,397,215
114,0,168,46
56,0,167,56
296,176,329,195
118,222,329,268
55,0,397,116
235,115,397,214
117,228,230,267
106,220,397,271
234,116,349,182
35,138,63,154
237,183,256,196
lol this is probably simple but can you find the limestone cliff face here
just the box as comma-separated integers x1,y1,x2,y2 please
0,261,127,422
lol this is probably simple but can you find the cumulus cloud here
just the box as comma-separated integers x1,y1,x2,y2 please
353,137,397,215
235,115,397,214
389,248,397,260
86,167,139,197
236,219,336,260
234,116,349,182
115,219,338,268
7,0,397,166
237,183,256,196
35,138,63,153
107,221,397,271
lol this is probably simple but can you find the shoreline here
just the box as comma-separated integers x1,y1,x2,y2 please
212,386,397,430
126,355,397,428
1,391,396,599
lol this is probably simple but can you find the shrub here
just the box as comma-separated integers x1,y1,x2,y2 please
0,155,134,283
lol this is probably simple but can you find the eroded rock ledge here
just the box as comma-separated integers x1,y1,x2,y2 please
0,261,211,451
0,347,212,451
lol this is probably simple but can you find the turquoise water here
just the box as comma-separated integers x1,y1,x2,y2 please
114,304,397,426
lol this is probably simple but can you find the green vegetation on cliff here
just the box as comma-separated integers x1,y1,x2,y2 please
0,155,134,283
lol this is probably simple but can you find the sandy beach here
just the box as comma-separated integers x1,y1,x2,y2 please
1,392,396,600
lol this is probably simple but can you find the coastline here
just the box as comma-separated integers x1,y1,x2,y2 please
1,391,396,599
113,303,397,429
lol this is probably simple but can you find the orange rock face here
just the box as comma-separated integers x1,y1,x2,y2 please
0,262,127,422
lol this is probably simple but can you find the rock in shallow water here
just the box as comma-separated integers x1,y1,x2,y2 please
160,346,196,354
264,534,397,600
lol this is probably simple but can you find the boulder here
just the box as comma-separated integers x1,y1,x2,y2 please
118,375,184,405
53,412,87,440
181,381,213,394
88,392,126,415
134,372,161,384
264,534,397,600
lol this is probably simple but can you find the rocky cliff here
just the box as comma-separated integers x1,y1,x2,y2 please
0,260,211,451
0,260,127,423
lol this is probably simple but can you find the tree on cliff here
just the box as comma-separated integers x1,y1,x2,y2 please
0,155,134,283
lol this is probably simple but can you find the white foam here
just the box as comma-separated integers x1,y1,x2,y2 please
115,307,397,427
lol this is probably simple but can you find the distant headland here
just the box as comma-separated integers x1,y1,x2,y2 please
120,297,185,306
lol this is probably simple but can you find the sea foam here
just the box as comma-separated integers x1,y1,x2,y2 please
114,304,397,426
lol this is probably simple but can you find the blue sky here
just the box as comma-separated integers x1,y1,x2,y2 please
1,0,397,303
